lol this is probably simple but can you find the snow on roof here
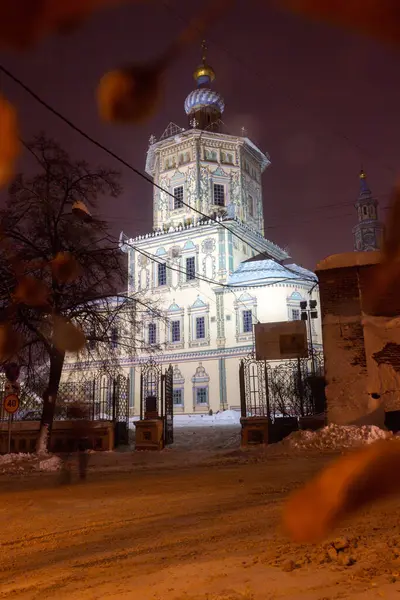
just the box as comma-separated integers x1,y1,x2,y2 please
227,259,317,286
316,251,382,272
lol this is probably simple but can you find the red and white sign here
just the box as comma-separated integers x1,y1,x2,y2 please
3,393,19,414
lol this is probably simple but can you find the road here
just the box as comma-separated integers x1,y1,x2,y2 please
1,449,400,599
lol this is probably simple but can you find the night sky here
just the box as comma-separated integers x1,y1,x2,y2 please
1,0,400,270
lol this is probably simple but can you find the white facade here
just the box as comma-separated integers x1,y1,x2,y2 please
118,121,322,414
67,50,323,414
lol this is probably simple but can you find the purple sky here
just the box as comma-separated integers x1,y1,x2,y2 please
1,0,400,269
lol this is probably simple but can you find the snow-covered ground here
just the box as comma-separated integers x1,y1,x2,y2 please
0,414,395,476
2,439,400,600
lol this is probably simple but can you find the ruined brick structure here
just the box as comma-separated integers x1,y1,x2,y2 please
316,251,400,426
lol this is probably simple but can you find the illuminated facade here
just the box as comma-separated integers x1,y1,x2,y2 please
117,44,322,414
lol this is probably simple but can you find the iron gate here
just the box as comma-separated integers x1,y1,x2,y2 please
239,351,325,420
162,365,174,445
139,360,174,446
1,371,130,447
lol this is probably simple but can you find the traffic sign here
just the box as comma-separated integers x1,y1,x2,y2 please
4,394,19,414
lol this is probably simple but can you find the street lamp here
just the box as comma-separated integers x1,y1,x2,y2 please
300,300,318,375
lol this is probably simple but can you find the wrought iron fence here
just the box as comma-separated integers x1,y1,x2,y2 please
0,372,130,427
240,349,325,420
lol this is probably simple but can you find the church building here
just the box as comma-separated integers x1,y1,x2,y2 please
118,44,322,415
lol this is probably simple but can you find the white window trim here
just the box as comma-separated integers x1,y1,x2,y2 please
180,249,199,289
166,306,185,350
234,296,257,342
188,302,210,348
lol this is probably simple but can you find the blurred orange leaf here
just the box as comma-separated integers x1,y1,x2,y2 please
13,276,50,307
277,0,400,46
52,315,86,352
50,252,82,284
97,64,163,124
282,439,400,544
0,0,132,49
0,95,20,188
0,323,21,362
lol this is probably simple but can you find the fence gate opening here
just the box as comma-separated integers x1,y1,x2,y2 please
162,365,174,445
139,360,174,447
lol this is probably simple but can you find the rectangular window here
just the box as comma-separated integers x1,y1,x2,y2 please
196,316,205,339
213,183,225,206
173,389,183,405
196,387,208,405
148,322,156,345
186,256,196,281
171,320,180,343
111,327,118,349
248,195,254,217
242,310,253,333
158,262,167,286
291,308,300,321
173,185,184,210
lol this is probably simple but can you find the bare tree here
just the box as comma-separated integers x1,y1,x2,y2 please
0,134,157,450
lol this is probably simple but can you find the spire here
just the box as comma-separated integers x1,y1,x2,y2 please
193,40,216,87
359,168,371,197
184,41,224,130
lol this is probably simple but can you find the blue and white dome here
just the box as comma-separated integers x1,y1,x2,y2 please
184,88,225,116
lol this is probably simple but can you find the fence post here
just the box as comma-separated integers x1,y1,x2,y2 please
239,360,246,418
264,360,271,421
297,357,304,417
112,378,117,422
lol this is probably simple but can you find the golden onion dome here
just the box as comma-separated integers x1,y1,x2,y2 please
193,62,215,83
193,40,215,84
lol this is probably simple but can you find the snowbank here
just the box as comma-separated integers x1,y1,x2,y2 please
129,410,241,430
284,424,391,452
0,452,62,474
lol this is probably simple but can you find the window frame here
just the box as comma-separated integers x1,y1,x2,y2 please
242,309,253,334
173,388,184,406
196,316,206,339
185,256,196,282
173,185,184,210
111,326,119,349
148,322,157,345
196,387,208,405
213,183,225,207
291,308,300,321
171,320,181,343
157,262,167,287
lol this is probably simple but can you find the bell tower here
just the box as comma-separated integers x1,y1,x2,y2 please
352,169,384,251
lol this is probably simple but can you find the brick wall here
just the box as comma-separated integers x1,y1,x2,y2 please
317,257,400,425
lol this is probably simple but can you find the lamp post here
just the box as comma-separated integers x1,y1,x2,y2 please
300,300,318,376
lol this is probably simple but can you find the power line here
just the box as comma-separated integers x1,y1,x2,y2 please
0,64,316,284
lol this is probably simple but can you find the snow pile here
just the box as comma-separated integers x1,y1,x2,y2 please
174,410,241,428
129,410,242,430
285,424,391,452
37,455,63,472
0,452,62,474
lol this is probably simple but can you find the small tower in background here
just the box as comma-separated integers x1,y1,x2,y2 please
352,169,384,251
